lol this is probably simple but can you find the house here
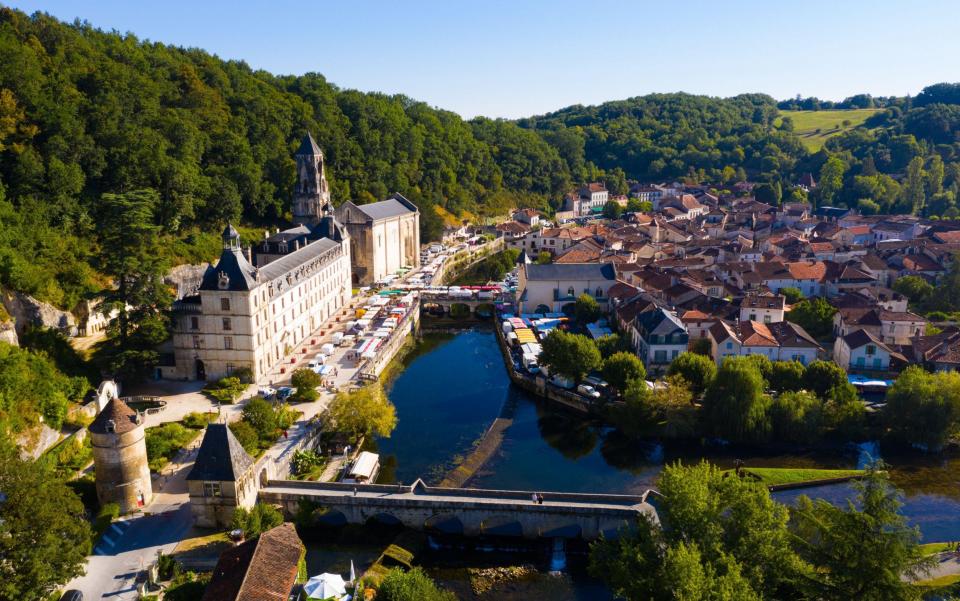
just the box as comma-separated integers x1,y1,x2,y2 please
832,308,926,345
680,309,720,342
754,260,828,297
739,293,786,324
659,194,708,220
833,329,904,372
516,262,618,314
910,327,960,372
201,523,305,601
513,208,541,227
497,221,532,249
563,182,609,216
629,306,689,374
708,320,822,365
187,424,257,528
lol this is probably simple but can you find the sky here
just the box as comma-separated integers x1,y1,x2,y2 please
6,0,960,119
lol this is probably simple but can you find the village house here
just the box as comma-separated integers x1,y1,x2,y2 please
201,523,305,601
833,329,904,372
708,320,822,365
739,293,786,324
832,307,927,345
516,262,618,314
629,306,689,374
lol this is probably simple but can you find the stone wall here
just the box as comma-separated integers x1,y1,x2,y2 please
91,426,153,514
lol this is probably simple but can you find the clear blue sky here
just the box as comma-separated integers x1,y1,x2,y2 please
6,0,960,119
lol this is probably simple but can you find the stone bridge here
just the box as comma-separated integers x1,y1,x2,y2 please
259,479,658,540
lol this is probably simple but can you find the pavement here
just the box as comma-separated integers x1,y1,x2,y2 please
921,551,960,583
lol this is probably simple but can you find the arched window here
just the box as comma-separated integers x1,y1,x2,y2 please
596,287,603,298
567,286,575,297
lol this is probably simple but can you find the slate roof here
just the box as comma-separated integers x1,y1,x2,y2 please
202,523,304,601
842,328,893,353
187,424,254,482
523,262,616,281
351,193,418,221
89,398,141,435
741,293,786,310
296,133,322,156
200,249,259,292
256,237,339,284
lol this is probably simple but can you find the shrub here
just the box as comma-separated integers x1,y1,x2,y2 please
376,567,457,601
204,376,247,403
292,449,324,476
145,422,197,471
182,412,211,429
229,421,260,455
231,503,284,539
232,367,254,383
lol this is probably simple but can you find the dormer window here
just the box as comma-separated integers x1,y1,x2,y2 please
278,242,288,253
218,272,229,290
106,419,115,433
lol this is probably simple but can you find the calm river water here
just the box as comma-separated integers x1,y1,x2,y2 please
315,329,960,599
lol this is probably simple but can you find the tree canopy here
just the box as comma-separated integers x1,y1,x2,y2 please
327,383,397,438
539,329,601,382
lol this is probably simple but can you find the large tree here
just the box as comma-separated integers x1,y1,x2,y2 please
327,383,397,438
0,445,92,600
790,469,932,600
786,297,836,340
666,352,717,396
702,357,771,442
884,366,960,450
96,189,173,381
601,351,646,393
539,329,601,382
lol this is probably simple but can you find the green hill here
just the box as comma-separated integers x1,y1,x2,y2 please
777,108,880,150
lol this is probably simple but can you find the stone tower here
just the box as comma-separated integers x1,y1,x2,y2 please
89,398,152,514
293,132,331,225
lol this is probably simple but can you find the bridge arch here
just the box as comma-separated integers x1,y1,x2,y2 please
538,522,583,539
560,303,576,317
424,513,466,535
365,512,404,527
421,302,445,316
473,303,495,318
534,304,551,315
480,516,524,537
313,508,349,528
448,303,471,319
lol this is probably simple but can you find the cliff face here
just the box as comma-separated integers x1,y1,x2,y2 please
0,317,17,346
1,290,77,336
165,263,210,300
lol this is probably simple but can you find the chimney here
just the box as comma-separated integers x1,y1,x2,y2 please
246,247,253,263
264,230,269,240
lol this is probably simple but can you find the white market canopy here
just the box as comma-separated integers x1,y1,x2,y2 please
304,572,347,600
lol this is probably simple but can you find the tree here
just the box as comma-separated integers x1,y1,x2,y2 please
241,396,280,442
666,352,717,396
754,182,781,206
893,275,934,310
535,251,552,264
229,420,260,455
688,337,712,356
647,375,697,439
590,461,802,600
376,567,456,601
884,366,960,450
574,293,602,324
593,333,624,359
817,157,846,206
929,253,960,313
926,154,944,196
291,368,322,403
602,200,622,219
626,198,653,213
790,469,932,600
539,330,601,382
903,156,926,215
770,390,823,443
96,189,173,382
0,446,92,600
802,360,849,399
703,357,771,442
230,503,284,539
768,360,806,393
601,352,646,392
786,297,836,340
327,383,397,438
779,287,804,304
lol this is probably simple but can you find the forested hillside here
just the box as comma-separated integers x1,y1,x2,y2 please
0,7,959,312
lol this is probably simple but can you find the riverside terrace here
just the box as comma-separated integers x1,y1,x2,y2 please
259,479,659,540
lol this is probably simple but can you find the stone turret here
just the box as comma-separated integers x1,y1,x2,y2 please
89,398,152,513
293,133,331,226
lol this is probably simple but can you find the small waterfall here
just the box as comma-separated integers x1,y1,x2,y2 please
548,538,566,573
856,441,882,469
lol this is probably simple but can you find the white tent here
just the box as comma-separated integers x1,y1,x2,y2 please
304,573,347,600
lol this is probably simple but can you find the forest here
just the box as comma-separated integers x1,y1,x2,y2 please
0,7,959,314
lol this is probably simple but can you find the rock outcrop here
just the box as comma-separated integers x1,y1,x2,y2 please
1,290,77,336
166,263,210,300
0,319,17,346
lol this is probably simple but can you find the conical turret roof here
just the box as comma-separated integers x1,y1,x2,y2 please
187,423,254,482
295,133,322,156
89,398,141,434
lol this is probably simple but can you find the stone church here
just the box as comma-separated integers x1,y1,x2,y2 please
336,193,420,285
171,133,352,382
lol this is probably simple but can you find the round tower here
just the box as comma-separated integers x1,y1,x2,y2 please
89,398,153,514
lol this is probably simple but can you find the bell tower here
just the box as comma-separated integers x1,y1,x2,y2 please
293,133,330,225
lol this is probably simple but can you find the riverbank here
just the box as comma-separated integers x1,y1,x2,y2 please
727,467,867,490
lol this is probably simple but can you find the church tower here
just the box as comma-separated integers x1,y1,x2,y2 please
293,133,331,225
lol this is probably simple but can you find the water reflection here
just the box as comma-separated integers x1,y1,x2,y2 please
536,411,599,460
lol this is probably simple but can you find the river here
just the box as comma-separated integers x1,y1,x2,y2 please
327,329,960,598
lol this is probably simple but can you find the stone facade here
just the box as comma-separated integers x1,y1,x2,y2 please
187,423,257,528
90,399,152,514
292,133,331,226
170,134,351,382
336,194,420,285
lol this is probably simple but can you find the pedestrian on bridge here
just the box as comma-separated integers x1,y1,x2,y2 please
531,493,538,504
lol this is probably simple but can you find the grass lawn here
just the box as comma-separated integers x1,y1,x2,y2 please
915,573,960,588
777,109,880,151
920,541,959,555
735,467,866,486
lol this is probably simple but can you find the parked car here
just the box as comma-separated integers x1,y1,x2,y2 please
582,376,609,391
60,592,83,601
307,356,325,370
276,386,295,401
577,384,601,399
550,375,575,390
258,386,277,399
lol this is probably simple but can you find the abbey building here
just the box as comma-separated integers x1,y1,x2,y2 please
171,134,352,382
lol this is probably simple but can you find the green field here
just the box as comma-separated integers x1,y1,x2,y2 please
920,541,959,555
777,109,880,151
737,467,866,486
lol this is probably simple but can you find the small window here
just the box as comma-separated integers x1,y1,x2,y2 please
192,335,201,349
763,315,771,324
567,286,575,297
596,287,603,298
866,345,876,355
221,298,230,311
224,336,233,350
203,482,221,497
222,318,232,331
726,341,733,349
190,316,199,330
